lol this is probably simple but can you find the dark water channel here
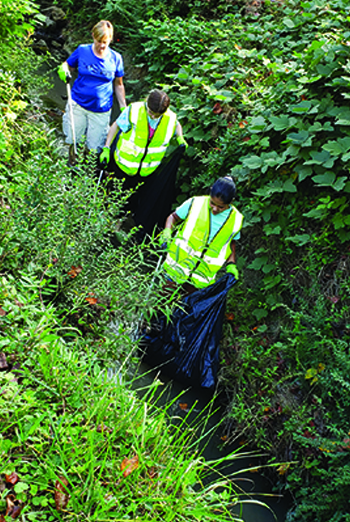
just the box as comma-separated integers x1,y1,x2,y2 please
132,362,290,522
42,75,291,522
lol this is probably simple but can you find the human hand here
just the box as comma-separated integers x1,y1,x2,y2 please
176,135,188,149
58,62,71,83
159,228,172,249
99,147,110,166
226,263,239,280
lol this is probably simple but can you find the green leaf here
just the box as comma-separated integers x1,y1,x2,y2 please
290,101,312,113
249,116,266,133
287,130,310,144
263,274,282,290
322,141,343,156
263,224,282,236
283,179,297,192
333,177,347,191
253,308,268,320
312,172,336,186
295,164,313,181
303,207,327,219
283,18,295,28
285,234,311,246
269,115,297,131
242,155,262,169
323,137,350,156
305,150,332,165
247,256,268,270
14,482,29,494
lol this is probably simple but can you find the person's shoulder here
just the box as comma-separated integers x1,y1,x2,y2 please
78,44,91,51
109,48,123,61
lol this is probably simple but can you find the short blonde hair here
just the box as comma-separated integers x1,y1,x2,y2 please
92,20,113,42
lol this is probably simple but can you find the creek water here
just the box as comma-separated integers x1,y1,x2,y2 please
41,74,291,522
131,362,290,522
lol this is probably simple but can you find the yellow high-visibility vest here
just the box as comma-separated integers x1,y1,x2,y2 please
164,196,244,288
115,102,177,177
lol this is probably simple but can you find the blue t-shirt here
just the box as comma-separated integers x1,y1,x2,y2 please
67,44,124,113
175,198,241,242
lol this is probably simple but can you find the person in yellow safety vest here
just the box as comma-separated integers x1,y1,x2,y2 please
99,89,186,213
160,176,243,295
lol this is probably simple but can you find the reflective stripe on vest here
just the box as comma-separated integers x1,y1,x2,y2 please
115,102,177,176
164,196,244,288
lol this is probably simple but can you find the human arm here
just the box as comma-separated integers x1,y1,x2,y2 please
105,121,120,148
99,121,120,164
226,241,239,279
159,212,182,247
175,121,188,149
114,77,127,110
165,211,182,230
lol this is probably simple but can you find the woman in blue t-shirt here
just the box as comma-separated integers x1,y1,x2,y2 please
58,20,126,163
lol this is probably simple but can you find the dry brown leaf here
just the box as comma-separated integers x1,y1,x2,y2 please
54,476,69,511
85,293,98,305
0,352,8,370
179,403,188,411
6,494,24,519
67,265,82,278
121,455,139,478
0,307,6,317
5,473,19,486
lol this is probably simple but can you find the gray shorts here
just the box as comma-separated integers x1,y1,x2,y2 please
63,100,111,150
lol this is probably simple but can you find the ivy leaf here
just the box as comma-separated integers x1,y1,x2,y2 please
295,164,313,181
290,101,312,113
305,150,332,165
287,130,310,144
269,115,297,131
322,141,343,156
249,116,266,133
283,18,295,28
247,257,268,270
333,177,347,191
283,179,297,192
312,172,336,186
242,155,262,169
285,234,311,246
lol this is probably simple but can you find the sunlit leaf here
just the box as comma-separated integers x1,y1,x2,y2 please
121,455,139,478
54,476,69,511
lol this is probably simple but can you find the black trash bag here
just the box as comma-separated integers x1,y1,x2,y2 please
142,273,237,389
133,145,185,237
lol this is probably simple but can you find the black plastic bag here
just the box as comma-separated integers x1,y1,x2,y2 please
142,273,237,389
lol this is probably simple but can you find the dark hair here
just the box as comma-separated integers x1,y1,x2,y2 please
147,89,170,115
210,176,236,204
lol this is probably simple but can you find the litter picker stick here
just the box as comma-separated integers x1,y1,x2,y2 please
66,75,77,156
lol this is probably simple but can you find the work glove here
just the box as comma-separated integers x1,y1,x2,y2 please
226,263,239,280
159,228,172,250
58,62,71,83
176,135,188,149
120,106,126,112
99,146,110,166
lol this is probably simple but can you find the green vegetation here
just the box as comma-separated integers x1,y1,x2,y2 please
2,0,350,520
